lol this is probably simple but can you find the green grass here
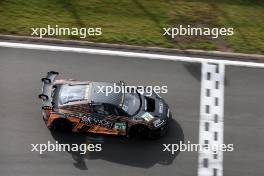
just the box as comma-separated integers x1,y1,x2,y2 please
0,0,263,54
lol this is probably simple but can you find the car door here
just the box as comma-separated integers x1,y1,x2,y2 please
92,104,128,135
106,104,128,135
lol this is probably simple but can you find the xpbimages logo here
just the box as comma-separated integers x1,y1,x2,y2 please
163,25,234,39
163,141,234,155
96,83,168,96
31,25,102,39
30,141,102,154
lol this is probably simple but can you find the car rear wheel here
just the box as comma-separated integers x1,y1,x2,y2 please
42,110,48,125
51,119,74,132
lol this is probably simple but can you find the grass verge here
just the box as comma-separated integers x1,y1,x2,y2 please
0,0,263,54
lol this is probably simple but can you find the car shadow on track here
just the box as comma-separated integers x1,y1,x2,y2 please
50,119,184,170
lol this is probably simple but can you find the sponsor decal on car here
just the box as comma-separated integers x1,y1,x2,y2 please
153,119,165,128
81,116,113,129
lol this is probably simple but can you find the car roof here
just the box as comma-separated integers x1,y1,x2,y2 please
90,82,123,106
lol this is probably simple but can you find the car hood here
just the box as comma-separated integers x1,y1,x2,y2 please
136,92,169,121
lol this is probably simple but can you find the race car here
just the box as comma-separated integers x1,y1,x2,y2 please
38,71,171,138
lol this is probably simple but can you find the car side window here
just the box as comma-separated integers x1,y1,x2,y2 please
93,105,106,115
93,104,118,116
104,104,118,116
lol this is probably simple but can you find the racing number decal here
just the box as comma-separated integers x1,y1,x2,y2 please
114,122,126,132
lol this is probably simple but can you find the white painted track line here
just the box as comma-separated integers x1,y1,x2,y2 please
0,41,264,68
198,63,225,176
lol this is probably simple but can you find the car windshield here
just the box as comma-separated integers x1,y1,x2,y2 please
59,85,90,105
121,92,141,116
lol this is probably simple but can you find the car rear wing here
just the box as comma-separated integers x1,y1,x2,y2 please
38,71,59,107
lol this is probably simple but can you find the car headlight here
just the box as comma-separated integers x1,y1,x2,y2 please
141,112,155,122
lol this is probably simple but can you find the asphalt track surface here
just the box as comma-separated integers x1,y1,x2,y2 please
0,45,263,176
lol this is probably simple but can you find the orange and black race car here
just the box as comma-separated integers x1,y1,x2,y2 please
38,71,171,138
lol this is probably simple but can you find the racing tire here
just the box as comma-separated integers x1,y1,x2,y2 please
48,71,59,75
41,78,51,84
42,110,48,125
128,125,150,139
50,119,74,132
149,124,168,139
